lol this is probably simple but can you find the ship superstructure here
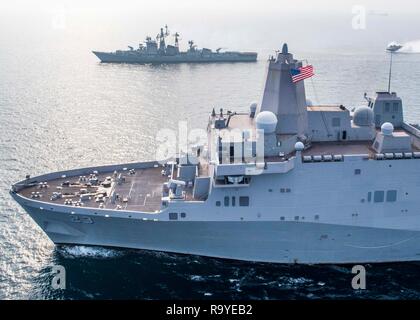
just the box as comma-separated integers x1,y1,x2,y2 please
11,44,420,264
92,25,257,64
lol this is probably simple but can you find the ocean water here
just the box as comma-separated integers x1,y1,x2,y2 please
2,8,420,299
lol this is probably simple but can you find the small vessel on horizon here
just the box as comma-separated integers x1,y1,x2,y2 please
386,42,403,52
92,25,258,64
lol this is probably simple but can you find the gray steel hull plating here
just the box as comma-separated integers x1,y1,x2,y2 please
92,51,258,64
20,204,420,264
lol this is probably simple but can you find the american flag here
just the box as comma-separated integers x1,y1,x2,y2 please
291,65,314,83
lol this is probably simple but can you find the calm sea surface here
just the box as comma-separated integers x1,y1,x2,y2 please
1,22,420,299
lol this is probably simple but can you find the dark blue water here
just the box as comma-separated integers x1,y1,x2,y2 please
2,7,420,299
25,245,420,299
25,247,420,299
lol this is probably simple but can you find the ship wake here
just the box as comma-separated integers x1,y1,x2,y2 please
399,40,420,53
57,245,123,259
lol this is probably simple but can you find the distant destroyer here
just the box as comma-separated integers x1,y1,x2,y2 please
11,44,420,264
93,25,257,64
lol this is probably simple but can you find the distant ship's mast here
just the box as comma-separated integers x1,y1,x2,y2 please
174,32,180,48
157,25,169,53
188,40,196,52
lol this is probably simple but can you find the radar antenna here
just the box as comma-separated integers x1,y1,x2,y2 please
188,40,196,51
173,32,181,47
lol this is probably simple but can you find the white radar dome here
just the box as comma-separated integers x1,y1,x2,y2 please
381,122,394,136
353,106,374,126
255,111,278,134
295,142,305,151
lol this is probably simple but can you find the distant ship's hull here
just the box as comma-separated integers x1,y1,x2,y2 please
92,51,257,64
386,45,403,52
12,194,420,264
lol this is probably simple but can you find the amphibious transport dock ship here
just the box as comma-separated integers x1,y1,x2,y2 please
92,25,257,64
11,44,420,264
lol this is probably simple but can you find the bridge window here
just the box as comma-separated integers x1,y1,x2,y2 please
239,196,249,206
224,196,230,207
232,196,236,207
393,103,399,112
385,103,390,113
374,191,384,203
216,201,221,207
367,192,372,202
169,212,178,220
354,169,361,175
386,190,397,202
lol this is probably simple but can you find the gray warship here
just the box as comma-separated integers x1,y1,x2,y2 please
386,42,403,52
92,25,257,64
11,44,420,264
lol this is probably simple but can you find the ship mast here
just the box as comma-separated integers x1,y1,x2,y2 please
388,51,393,93
157,25,170,53
174,32,180,48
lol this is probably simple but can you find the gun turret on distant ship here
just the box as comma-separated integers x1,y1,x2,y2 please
92,25,258,64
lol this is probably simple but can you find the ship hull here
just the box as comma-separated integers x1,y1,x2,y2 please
14,200,420,264
92,51,257,64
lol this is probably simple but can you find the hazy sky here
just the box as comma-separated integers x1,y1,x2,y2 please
1,0,419,53
1,0,420,15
